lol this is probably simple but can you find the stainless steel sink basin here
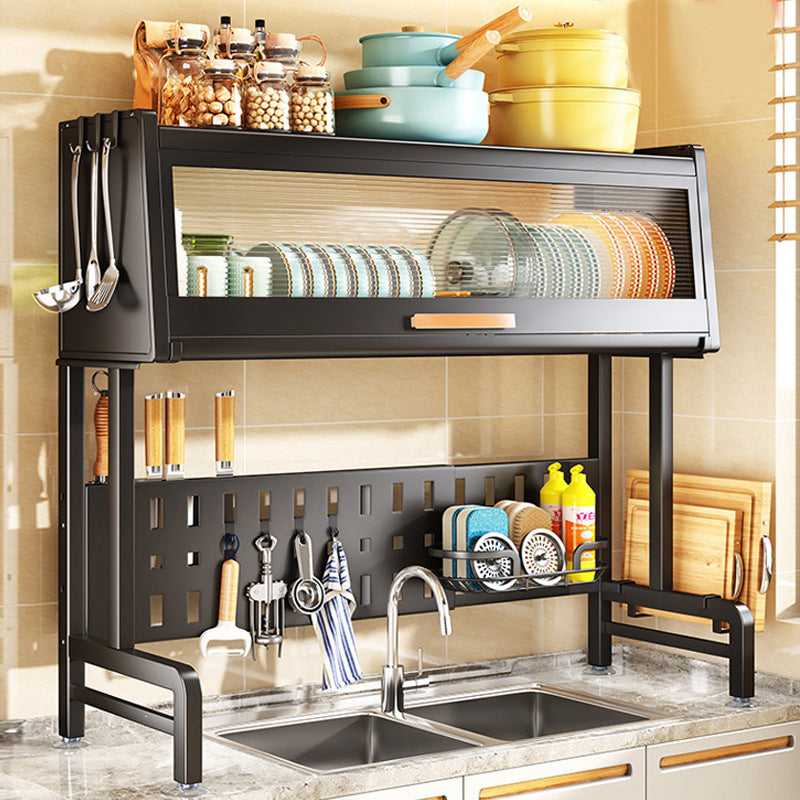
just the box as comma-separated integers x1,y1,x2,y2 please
216,711,478,772
406,687,651,741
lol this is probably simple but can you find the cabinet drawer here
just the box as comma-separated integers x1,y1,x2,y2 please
647,721,800,800
463,748,645,800
337,777,463,800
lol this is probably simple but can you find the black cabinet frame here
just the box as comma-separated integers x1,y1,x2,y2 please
56,113,751,789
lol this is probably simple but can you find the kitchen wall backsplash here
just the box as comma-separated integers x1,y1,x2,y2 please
0,0,790,720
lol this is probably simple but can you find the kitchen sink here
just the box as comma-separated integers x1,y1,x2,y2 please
406,687,652,741
216,711,479,772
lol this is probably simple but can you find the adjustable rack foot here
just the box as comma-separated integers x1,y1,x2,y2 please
583,664,617,676
52,736,89,750
67,637,203,785
601,581,756,699
726,697,758,710
163,783,208,798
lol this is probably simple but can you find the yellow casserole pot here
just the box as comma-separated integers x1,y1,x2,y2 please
489,86,641,153
496,25,629,89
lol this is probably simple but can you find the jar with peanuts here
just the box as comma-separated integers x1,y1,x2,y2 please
158,24,209,127
196,59,243,128
244,62,290,131
290,64,334,135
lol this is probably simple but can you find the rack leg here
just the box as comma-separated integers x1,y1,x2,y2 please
59,365,86,739
649,354,673,591
587,354,613,667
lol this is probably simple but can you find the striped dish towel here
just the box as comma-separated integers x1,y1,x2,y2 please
311,539,363,690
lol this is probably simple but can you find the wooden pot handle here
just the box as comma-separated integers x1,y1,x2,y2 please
334,94,391,110
456,5,532,52
445,30,501,80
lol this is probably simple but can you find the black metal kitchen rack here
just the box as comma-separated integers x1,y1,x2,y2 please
58,111,752,791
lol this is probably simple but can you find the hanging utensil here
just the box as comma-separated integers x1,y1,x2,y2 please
245,534,287,657
87,138,120,311
84,146,102,305
91,370,109,484
199,534,251,657
288,532,325,614
32,144,84,313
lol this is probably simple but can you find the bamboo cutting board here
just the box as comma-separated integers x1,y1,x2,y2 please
623,500,741,605
626,470,771,631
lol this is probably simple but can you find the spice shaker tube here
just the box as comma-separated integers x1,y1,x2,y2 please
290,64,335,135
215,390,235,476
245,61,290,131
144,392,164,480
158,23,209,127
196,59,243,128
165,391,186,479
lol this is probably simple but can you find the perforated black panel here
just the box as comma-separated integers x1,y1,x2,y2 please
86,459,598,644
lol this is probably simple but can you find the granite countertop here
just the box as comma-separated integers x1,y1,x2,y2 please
2,645,800,800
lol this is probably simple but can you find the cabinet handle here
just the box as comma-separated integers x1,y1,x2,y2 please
660,735,792,769
478,764,631,798
410,313,516,330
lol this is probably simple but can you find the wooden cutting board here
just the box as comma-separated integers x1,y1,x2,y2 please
623,499,741,606
626,470,771,632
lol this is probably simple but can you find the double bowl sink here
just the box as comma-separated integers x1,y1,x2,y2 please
214,684,657,773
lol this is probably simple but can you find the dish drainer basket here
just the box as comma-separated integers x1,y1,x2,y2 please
429,540,608,592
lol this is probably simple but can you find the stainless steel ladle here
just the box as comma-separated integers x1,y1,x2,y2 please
32,144,84,312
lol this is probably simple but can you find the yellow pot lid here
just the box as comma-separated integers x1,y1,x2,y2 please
490,85,641,105
498,24,627,51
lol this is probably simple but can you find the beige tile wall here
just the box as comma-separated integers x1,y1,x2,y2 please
0,0,794,721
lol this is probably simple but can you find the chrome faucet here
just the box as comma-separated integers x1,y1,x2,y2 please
381,566,452,716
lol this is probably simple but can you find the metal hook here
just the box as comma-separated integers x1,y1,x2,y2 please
224,532,240,560
91,370,108,396
329,526,340,541
255,533,276,553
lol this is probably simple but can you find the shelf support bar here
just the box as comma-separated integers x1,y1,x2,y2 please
649,354,673,591
588,354,613,668
59,364,86,739
108,367,136,650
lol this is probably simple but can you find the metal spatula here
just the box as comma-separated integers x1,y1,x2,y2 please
87,138,119,311
32,144,83,312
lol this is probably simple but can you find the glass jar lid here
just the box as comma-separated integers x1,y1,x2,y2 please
295,64,328,80
204,58,238,75
255,61,286,79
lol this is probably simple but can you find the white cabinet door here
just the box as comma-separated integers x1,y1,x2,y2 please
337,777,463,800
647,721,800,800
463,748,645,800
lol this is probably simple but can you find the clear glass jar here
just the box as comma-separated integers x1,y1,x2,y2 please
290,64,334,135
263,33,326,85
244,62,290,131
158,25,208,127
216,26,255,77
196,59,243,128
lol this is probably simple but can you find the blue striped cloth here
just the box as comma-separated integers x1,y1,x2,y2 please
311,540,363,690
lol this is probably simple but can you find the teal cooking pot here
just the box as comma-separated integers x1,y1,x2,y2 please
343,65,485,91
359,31,462,67
334,86,489,144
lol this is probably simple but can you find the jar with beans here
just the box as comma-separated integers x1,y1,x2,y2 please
196,59,243,128
290,65,334,135
244,62,290,131
158,23,209,127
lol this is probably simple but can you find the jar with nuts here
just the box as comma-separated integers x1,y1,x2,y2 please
290,64,335,135
196,59,243,128
244,62,290,132
157,23,209,127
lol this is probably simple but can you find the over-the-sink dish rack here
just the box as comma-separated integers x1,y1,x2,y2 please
56,110,752,791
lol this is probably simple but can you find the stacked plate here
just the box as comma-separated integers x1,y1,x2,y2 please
247,242,435,298
428,208,674,299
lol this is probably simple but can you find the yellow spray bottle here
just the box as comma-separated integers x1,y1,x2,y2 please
562,465,596,583
540,462,568,541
